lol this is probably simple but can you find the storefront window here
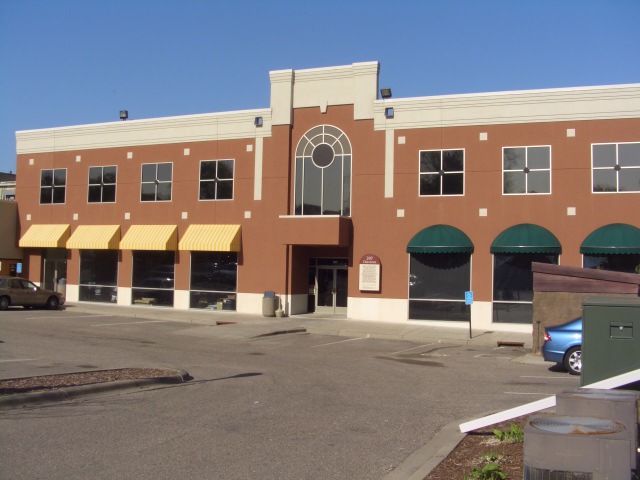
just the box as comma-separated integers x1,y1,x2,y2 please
583,254,640,274
132,251,175,307
493,253,558,323
189,252,237,310
79,250,118,303
409,253,471,321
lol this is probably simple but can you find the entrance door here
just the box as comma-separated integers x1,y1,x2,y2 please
316,267,348,314
43,249,67,293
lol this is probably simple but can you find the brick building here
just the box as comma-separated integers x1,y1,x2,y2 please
14,62,640,332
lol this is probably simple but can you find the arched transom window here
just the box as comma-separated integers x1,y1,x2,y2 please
294,125,352,216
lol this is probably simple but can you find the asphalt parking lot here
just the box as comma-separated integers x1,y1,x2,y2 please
0,307,580,479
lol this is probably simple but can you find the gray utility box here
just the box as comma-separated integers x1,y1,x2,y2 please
556,389,640,470
582,296,640,387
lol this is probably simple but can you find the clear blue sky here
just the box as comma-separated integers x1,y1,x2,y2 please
1,0,638,174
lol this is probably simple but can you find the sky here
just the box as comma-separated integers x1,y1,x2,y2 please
0,0,639,174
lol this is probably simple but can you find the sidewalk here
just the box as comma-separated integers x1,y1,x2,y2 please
63,302,534,348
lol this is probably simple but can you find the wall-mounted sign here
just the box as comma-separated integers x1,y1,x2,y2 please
359,254,381,292
465,291,473,305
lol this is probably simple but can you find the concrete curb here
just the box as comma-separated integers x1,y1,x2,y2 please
383,419,467,480
62,302,534,349
384,407,524,480
0,369,190,409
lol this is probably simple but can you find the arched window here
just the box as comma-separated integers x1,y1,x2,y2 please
581,223,640,273
294,125,351,216
407,225,474,321
491,224,561,324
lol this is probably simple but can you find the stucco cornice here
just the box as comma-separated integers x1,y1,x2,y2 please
16,109,272,154
374,83,640,130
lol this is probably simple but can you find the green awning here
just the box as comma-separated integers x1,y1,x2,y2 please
580,223,640,255
407,225,474,254
490,224,561,254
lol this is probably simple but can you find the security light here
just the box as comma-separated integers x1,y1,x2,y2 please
380,88,392,99
119,110,128,121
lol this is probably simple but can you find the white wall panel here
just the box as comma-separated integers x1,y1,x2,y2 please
374,84,640,131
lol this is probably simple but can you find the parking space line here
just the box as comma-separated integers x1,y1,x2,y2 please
311,338,364,348
504,391,550,396
520,375,572,380
92,320,169,327
27,314,113,320
390,344,436,355
0,358,38,363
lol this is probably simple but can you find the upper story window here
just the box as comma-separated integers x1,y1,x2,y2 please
419,149,464,196
503,146,551,195
141,163,172,202
592,142,640,193
294,125,352,216
199,160,234,200
88,166,117,203
40,168,66,204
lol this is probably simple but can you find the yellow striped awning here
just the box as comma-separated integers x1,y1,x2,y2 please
178,224,242,252
19,224,70,248
119,225,178,251
67,225,121,250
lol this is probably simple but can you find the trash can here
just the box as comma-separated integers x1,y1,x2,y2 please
262,291,278,317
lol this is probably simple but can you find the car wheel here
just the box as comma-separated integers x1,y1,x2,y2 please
0,296,9,311
564,346,582,375
46,296,59,310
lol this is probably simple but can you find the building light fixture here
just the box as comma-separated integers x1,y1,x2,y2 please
119,110,128,121
380,87,392,99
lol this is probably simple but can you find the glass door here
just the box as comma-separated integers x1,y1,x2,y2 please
316,267,348,314
43,249,67,294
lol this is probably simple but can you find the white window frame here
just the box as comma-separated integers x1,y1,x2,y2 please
502,145,552,195
592,142,640,194
140,162,173,202
418,148,465,197
198,159,235,202
294,124,353,216
87,165,117,204
39,168,67,205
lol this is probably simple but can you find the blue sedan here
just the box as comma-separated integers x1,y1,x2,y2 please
541,317,582,375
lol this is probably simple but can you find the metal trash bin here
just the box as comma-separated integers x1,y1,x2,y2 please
262,291,278,317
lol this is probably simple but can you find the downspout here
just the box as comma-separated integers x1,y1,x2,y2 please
284,123,293,315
